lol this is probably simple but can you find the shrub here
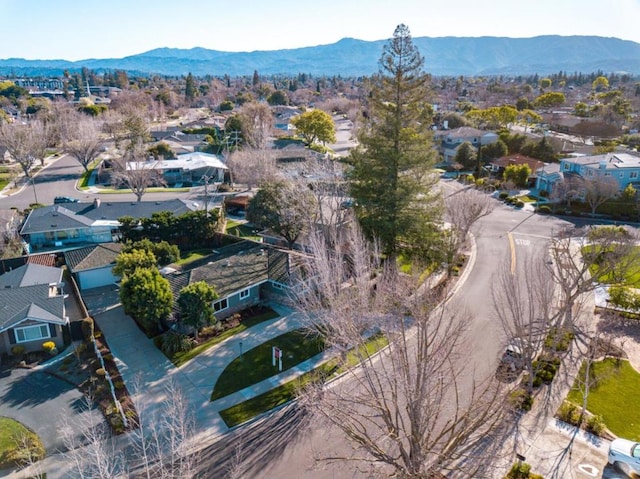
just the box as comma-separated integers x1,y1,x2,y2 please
114,381,126,390
42,341,56,353
81,317,94,340
544,327,575,352
508,388,533,412
515,200,525,208
160,333,195,356
537,205,551,214
11,345,25,357
499,192,509,200
95,368,106,377
586,414,606,435
506,461,543,479
533,355,561,386
557,401,581,426
217,183,233,192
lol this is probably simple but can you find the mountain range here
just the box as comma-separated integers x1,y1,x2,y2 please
1,35,639,77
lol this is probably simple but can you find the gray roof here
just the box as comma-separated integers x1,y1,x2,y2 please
563,153,640,169
21,199,201,236
64,243,123,273
0,263,63,288
0,283,66,332
166,241,290,299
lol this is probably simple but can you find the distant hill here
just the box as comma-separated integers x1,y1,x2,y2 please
1,35,639,77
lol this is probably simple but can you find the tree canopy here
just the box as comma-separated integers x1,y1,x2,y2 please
348,24,442,261
120,267,173,336
246,182,316,249
291,109,336,146
178,281,219,337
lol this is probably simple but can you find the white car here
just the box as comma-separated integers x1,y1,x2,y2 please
609,438,640,474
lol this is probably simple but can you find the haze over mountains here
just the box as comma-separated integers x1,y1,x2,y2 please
1,35,639,77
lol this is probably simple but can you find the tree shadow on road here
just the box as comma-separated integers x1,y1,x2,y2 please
196,402,310,477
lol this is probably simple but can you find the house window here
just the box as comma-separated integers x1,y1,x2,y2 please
587,170,594,177
604,172,612,177
213,298,228,312
620,172,625,178
15,324,50,343
563,163,570,171
239,288,250,299
631,172,638,179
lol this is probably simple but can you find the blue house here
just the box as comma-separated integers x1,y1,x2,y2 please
20,198,201,252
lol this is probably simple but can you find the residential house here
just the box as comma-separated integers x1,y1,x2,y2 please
120,152,227,187
64,242,123,290
165,240,291,320
0,263,68,356
535,163,564,196
20,198,201,252
434,127,499,163
536,152,640,196
489,154,545,186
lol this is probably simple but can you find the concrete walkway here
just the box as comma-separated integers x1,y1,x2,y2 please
90,301,312,439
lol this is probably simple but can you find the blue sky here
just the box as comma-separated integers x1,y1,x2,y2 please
1,0,639,60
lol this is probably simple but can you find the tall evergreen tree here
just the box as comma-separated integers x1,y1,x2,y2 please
348,24,442,262
185,73,197,102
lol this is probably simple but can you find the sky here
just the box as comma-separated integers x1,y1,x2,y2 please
1,0,639,61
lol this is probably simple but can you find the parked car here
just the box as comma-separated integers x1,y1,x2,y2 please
54,196,79,204
609,438,640,474
501,341,525,368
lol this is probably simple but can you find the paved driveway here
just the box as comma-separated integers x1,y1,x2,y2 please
0,365,103,454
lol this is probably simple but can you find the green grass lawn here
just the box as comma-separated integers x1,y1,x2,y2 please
211,329,325,401
218,334,389,427
225,220,261,241
567,358,640,440
517,195,537,203
587,245,640,287
0,417,45,467
170,309,280,367
173,249,212,267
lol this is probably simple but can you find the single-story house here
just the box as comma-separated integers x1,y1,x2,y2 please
64,242,123,290
0,263,68,356
165,240,291,320
434,127,499,163
125,152,228,186
20,198,201,252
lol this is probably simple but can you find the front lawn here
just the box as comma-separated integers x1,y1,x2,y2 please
169,307,280,367
587,245,640,287
218,333,388,427
0,417,45,468
211,329,325,401
567,358,640,440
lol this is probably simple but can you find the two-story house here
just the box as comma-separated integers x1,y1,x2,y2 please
537,153,640,197
434,127,499,164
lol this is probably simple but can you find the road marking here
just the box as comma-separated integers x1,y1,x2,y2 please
515,238,531,246
508,232,516,274
577,464,598,476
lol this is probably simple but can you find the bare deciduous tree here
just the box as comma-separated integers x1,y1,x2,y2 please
56,382,198,479
0,121,47,176
492,257,555,392
580,176,619,217
65,116,105,171
238,102,274,149
226,148,279,190
295,226,508,478
443,188,494,273
547,226,638,331
112,141,163,202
